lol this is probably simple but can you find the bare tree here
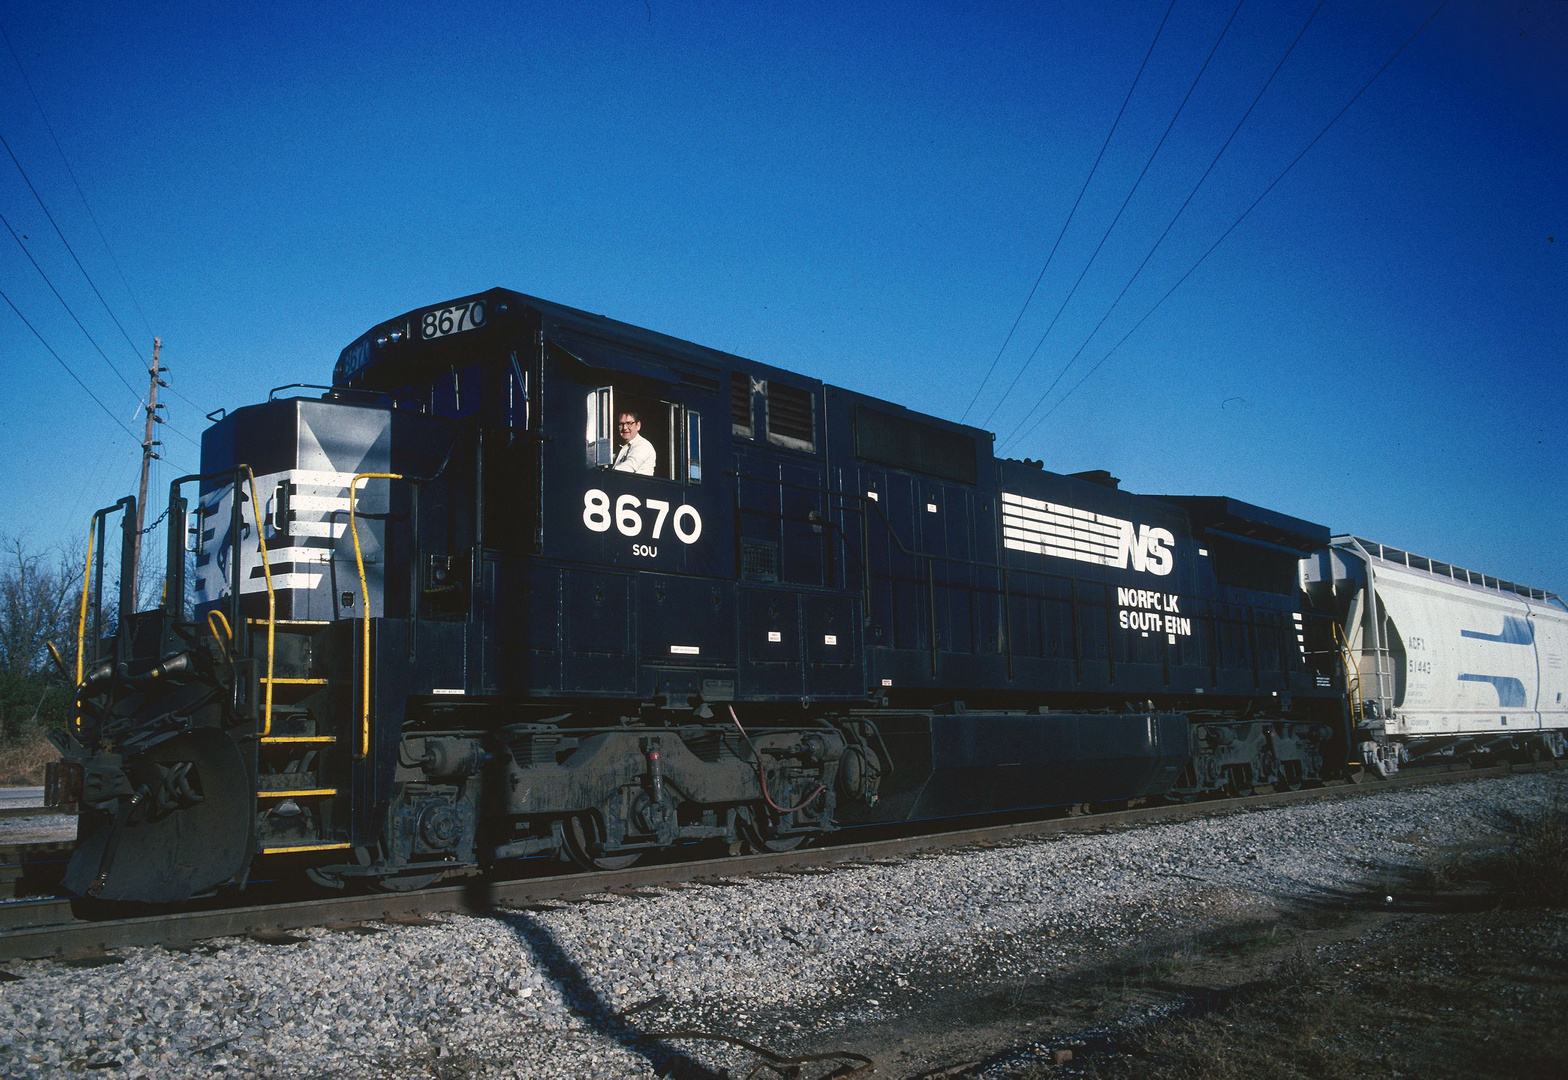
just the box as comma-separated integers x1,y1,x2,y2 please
0,536,83,741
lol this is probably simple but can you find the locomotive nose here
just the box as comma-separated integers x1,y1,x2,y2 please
62,727,253,903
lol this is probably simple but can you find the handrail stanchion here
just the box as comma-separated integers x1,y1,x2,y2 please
164,482,189,620
206,610,233,662
241,467,277,736
1333,621,1364,734
74,525,96,738
349,472,404,760
116,496,137,663
73,497,135,740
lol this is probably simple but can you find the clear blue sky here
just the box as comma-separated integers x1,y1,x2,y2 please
0,1,1563,591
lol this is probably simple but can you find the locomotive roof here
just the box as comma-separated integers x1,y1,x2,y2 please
1162,495,1329,554
335,286,812,391
334,286,995,449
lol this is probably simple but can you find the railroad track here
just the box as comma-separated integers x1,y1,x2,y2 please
0,838,74,913
0,805,73,820
1,761,1559,963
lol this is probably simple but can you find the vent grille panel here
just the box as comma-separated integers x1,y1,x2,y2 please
766,383,814,449
741,541,779,581
732,373,752,435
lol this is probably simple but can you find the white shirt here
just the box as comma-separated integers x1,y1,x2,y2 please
611,433,656,475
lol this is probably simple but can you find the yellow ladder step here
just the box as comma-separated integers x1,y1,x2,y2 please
260,677,330,685
248,618,333,626
260,841,353,855
257,788,338,798
261,736,337,744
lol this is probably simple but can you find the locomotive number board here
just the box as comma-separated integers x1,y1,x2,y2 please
420,299,488,341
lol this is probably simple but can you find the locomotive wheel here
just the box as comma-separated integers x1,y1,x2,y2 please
739,818,808,854
563,815,641,872
369,869,446,892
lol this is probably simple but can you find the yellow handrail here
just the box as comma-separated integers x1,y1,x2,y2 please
206,610,233,662
73,521,96,737
242,467,277,737
349,472,403,760
1333,621,1364,726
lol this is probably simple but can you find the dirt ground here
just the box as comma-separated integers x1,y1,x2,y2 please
793,822,1568,1079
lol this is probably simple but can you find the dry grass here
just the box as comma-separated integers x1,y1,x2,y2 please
0,732,57,785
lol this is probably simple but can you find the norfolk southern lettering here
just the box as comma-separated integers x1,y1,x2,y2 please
1118,587,1193,637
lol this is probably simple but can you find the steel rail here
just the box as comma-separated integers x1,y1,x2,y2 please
1,761,1560,962
0,806,74,820
0,840,75,913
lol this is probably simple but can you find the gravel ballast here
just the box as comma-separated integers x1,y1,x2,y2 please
1,772,1561,1079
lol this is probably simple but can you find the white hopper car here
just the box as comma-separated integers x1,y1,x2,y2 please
1305,536,1568,776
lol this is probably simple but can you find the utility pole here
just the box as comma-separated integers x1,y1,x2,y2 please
131,337,166,599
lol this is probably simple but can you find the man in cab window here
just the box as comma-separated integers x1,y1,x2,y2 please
611,411,656,475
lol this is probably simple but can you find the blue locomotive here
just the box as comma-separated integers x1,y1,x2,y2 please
49,288,1348,901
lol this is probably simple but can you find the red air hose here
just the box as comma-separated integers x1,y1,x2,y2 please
727,705,825,814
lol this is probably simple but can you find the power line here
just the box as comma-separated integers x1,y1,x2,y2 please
1007,0,1453,453
0,23,157,343
0,200,203,449
148,343,223,414
163,383,206,412
0,285,142,444
0,206,142,400
958,0,1177,424
152,357,217,415
1000,0,1326,451
154,401,201,450
984,0,1246,432
0,127,147,369
0,24,211,444
61,430,136,541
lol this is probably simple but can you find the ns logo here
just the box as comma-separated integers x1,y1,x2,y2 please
1117,522,1175,577
999,492,1176,577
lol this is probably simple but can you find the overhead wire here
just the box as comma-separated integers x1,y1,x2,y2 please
0,204,202,450
161,381,207,414
0,72,206,450
982,0,1246,432
148,345,222,416
1006,0,1453,452
1000,0,1327,451
61,431,137,541
958,0,1178,424
1,23,157,344
0,128,149,369
0,22,197,557
0,285,142,444
0,207,142,400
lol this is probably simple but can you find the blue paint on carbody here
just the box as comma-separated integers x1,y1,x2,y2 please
1458,673,1528,707
1461,616,1534,645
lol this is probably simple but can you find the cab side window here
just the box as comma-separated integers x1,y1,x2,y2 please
585,385,701,483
